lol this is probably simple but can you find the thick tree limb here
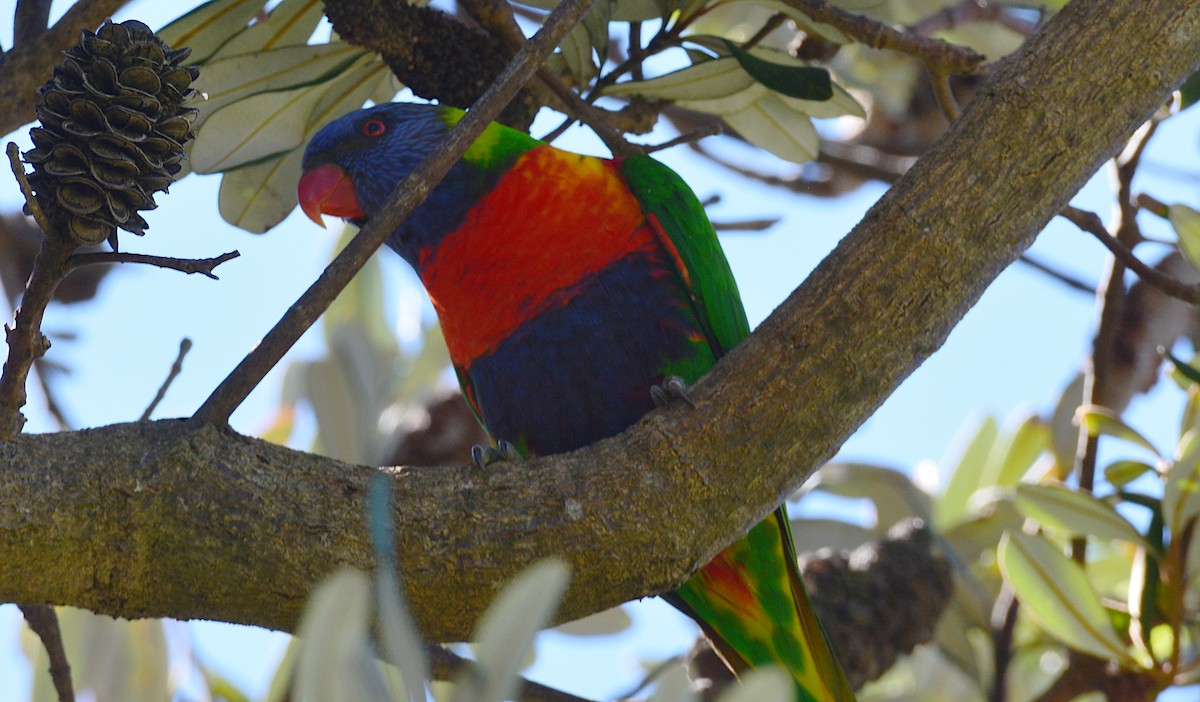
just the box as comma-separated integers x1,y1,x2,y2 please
0,0,130,137
1,0,1199,645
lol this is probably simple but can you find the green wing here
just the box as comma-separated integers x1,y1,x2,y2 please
618,153,751,357
620,154,856,702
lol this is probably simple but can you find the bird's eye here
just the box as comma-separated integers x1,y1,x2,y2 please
361,119,386,137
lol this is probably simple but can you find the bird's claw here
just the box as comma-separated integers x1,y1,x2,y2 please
651,375,695,409
471,439,522,468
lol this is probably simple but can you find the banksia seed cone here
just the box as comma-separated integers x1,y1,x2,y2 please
25,19,198,249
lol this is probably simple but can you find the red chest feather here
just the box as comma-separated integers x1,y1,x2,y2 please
418,147,658,367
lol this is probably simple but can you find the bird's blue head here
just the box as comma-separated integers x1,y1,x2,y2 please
298,102,454,227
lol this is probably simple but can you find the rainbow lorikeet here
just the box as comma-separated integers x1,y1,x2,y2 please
298,102,854,701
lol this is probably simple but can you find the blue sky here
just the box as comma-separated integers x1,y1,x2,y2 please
3,1,1200,701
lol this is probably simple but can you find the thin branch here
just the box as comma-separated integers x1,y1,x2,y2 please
1015,252,1095,295
1060,205,1200,304
140,339,192,422
18,604,74,702
426,646,596,702
32,359,71,431
929,69,962,123
9,142,52,234
989,583,1019,702
779,0,985,74
192,0,601,424
68,251,241,280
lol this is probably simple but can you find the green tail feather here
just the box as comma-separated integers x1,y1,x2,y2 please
673,508,856,701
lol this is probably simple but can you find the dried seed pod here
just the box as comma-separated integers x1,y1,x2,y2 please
25,19,199,249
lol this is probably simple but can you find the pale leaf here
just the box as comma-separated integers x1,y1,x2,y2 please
1013,483,1149,549
722,93,819,163
210,0,327,61
997,531,1132,664
158,0,266,64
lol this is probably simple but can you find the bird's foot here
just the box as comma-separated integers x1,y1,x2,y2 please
651,375,696,409
472,439,522,468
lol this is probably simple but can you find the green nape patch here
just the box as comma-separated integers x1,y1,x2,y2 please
438,105,541,170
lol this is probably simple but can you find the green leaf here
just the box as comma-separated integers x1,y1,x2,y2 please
452,560,571,702
1076,405,1161,457
370,477,430,702
1164,348,1200,386
216,56,390,232
647,663,698,702
1050,374,1085,480
716,666,793,702
997,531,1133,664
158,0,267,64
209,0,328,61
807,462,932,527
190,42,369,128
553,606,633,636
788,517,876,555
721,93,819,163
1164,429,1200,538
25,609,170,702
1169,203,1200,274
1179,70,1200,110
983,412,1052,489
1013,483,1150,549
937,415,999,528
719,38,832,101
602,57,756,100
293,568,391,702
1104,460,1156,488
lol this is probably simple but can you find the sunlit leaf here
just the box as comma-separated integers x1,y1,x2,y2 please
677,82,770,115
997,531,1133,664
1050,374,1085,480
216,56,389,231
293,568,391,702
1104,460,1156,488
1164,429,1200,538
789,517,876,554
716,666,792,702
1169,203,1200,274
158,0,266,64
932,605,982,682
25,608,169,702
370,477,430,702
452,560,571,702
603,57,756,100
942,497,1023,564
984,412,1052,488
807,462,932,527
210,0,327,61
778,82,865,119
190,42,369,127
559,25,598,86
937,415,999,528
646,663,698,702
722,93,819,163
1013,483,1150,549
553,606,633,636
1076,405,1161,457
193,84,325,173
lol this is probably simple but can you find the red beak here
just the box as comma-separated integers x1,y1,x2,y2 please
297,163,363,227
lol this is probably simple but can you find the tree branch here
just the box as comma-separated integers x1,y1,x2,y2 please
1,0,1198,650
0,0,130,137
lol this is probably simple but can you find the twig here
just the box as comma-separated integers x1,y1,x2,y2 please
18,604,74,702
779,0,985,74
712,217,780,232
929,69,961,122
1060,205,1200,304
989,583,1019,702
8,142,52,234
426,645,596,702
68,250,241,280
140,338,192,422
1015,252,1095,295
641,124,722,154
192,0,602,424
32,358,71,431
